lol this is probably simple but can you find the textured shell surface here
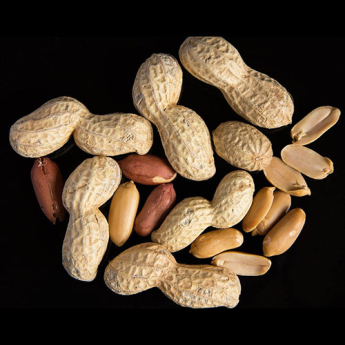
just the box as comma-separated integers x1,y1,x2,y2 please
213,121,273,171
104,242,241,308
179,37,294,129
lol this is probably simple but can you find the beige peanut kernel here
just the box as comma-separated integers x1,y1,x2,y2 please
255,190,291,236
62,156,122,282
104,242,241,309
212,121,273,171
212,251,271,276
132,53,216,181
242,186,275,233
179,36,294,129
31,157,66,224
134,183,176,237
151,170,254,252
263,208,306,257
9,96,153,158
118,153,177,185
108,181,140,247
263,156,311,197
189,228,243,259
291,106,341,145
281,144,334,180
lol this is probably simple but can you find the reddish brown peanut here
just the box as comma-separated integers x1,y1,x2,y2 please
118,153,177,185
212,251,271,276
242,186,275,233
291,106,341,145
263,208,306,257
104,242,241,309
31,157,66,224
281,144,334,180
108,181,140,247
134,183,176,237
189,228,244,258
255,190,291,236
263,156,311,197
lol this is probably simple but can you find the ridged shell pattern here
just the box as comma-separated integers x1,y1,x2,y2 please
132,53,216,181
62,156,122,282
179,37,294,129
104,242,241,309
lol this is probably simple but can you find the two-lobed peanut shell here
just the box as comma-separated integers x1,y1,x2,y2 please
108,181,140,247
31,157,66,224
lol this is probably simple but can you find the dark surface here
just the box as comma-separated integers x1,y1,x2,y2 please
1,36,345,310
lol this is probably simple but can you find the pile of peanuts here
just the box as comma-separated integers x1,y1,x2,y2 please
9,37,341,308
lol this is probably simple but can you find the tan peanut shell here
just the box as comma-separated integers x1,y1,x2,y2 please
31,157,66,224
104,242,241,309
134,183,176,237
242,186,275,233
9,96,153,158
108,181,140,247
255,190,291,236
212,121,273,171
62,156,122,281
189,228,244,258
291,106,341,145
281,144,334,180
132,53,216,181
179,37,294,129
212,251,271,276
118,153,177,185
263,156,311,197
151,170,254,252
263,208,306,257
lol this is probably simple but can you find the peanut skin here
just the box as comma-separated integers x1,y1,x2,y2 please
31,157,66,224
134,183,176,237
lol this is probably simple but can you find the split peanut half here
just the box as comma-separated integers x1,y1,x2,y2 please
212,251,271,276
263,156,311,197
291,106,340,145
281,144,333,180
263,208,306,257
242,186,275,233
255,190,291,236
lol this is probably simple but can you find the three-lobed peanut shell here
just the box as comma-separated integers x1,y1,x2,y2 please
134,183,176,237
189,228,244,258
212,121,273,171
263,208,306,257
212,251,271,276
108,180,140,247
31,156,66,224
118,153,177,185
291,106,341,145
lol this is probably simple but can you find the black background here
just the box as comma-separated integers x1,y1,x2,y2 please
1,36,345,310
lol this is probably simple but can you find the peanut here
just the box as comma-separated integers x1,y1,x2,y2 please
151,170,254,252
212,251,271,276
134,183,176,237
291,106,341,145
62,156,122,281
108,181,140,247
9,96,153,158
132,53,216,181
179,37,294,129
263,156,311,197
118,153,177,185
242,186,275,233
255,190,291,236
281,144,334,180
263,208,306,257
189,228,243,259
31,157,66,224
104,242,241,309
212,121,273,171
